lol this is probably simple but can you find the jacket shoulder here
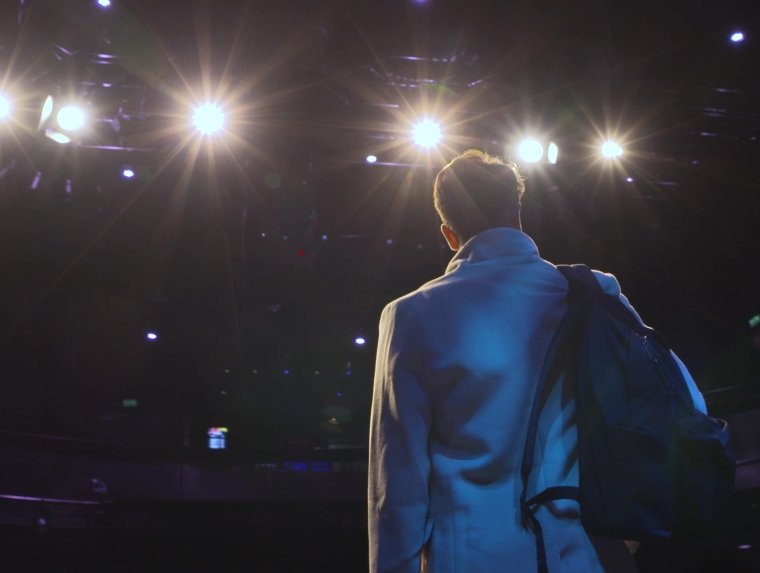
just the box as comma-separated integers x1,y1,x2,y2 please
589,268,623,297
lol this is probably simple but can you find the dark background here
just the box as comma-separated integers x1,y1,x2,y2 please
0,0,759,570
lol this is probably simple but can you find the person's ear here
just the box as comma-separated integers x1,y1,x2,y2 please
440,224,461,251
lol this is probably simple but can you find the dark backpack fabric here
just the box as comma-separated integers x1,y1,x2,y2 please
520,264,735,573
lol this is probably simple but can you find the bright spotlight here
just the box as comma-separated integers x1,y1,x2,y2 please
547,142,559,165
39,95,54,128
0,94,11,121
412,119,441,149
192,102,225,135
56,105,87,132
730,31,744,43
517,139,544,163
601,140,624,159
355,336,366,346
366,155,377,163
45,130,72,144
122,168,135,179
97,0,111,6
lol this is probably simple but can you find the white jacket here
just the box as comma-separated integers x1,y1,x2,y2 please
368,227,705,573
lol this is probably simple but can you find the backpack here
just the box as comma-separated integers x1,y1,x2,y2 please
519,264,735,573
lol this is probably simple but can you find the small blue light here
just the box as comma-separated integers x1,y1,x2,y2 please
146,332,158,341
122,168,135,179
355,336,366,346
730,31,745,43
285,461,308,472
283,369,290,376
310,461,332,473
97,0,111,7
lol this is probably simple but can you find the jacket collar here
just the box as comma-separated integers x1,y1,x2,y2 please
445,227,540,274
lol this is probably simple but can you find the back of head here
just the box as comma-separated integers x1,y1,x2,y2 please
433,149,525,244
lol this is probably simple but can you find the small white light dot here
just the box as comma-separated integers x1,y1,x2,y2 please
97,0,111,7
730,31,745,43
366,155,377,163
146,332,158,341
122,168,135,179
625,177,634,183
355,337,366,346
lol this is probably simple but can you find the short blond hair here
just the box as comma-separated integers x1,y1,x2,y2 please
433,149,524,242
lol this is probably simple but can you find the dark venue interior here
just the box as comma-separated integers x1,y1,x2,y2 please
0,0,759,571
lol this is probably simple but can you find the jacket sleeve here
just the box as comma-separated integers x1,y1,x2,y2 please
368,300,432,573
592,269,708,414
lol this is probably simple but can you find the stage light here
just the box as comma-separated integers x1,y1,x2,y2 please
207,427,228,450
355,336,366,346
412,119,441,149
625,176,634,183
39,95,54,128
517,139,544,163
122,167,135,179
730,31,744,43
45,131,72,144
97,0,112,6
0,94,11,121
547,142,559,165
56,105,87,132
366,155,377,163
192,102,225,135
146,331,158,341
601,140,623,158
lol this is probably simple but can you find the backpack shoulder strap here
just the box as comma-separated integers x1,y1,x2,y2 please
556,263,602,296
520,264,591,573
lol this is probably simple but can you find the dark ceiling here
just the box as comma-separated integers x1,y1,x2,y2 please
0,0,758,458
